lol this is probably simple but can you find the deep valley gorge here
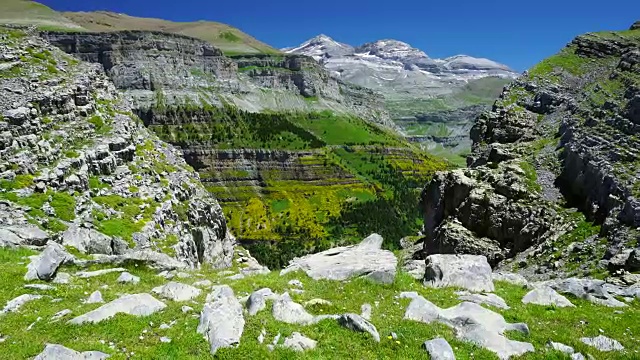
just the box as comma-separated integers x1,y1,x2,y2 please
0,0,640,359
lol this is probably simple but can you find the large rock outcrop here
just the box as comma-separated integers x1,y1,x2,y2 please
280,233,397,284
419,24,640,279
42,31,391,128
0,29,234,268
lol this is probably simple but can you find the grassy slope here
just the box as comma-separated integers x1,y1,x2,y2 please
1,247,639,359
62,11,279,55
0,0,84,30
387,76,512,118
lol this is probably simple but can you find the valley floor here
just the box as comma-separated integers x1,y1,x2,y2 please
1,247,639,359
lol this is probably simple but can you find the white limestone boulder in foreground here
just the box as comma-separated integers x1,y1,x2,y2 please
522,286,575,307
422,338,455,360
34,344,109,360
580,335,624,352
280,234,397,284
1,294,42,315
25,242,71,281
404,295,533,359
424,254,494,292
152,282,202,302
69,293,166,324
282,332,317,352
197,285,245,355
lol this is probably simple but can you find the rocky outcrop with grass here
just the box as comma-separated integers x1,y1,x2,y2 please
420,22,640,280
0,27,233,268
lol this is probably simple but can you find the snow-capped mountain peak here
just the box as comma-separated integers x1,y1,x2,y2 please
355,39,429,61
284,35,519,99
283,34,354,61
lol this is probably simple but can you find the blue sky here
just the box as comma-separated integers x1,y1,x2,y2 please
41,0,639,71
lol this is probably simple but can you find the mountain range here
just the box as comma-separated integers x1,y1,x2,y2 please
284,34,518,99
285,35,520,156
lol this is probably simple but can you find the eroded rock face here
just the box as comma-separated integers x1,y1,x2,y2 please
0,31,234,269
281,234,397,284
42,31,391,128
419,25,640,280
421,164,562,266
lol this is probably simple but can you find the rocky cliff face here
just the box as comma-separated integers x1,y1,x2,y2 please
41,30,392,128
420,24,640,279
0,27,234,268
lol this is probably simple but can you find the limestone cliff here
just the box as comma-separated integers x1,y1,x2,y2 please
0,27,233,268
41,30,392,128
420,23,640,279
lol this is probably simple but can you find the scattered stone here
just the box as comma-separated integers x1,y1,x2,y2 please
33,344,110,360
160,337,171,343
282,332,317,352
281,234,397,284
522,287,575,307
52,272,72,284
197,285,245,355
571,353,586,360
69,294,166,324
1,294,42,314
27,317,42,331
361,303,372,320
75,268,126,278
24,242,71,281
580,335,624,352
422,338,455,360
304,298,333,307
181,305,193,313
547,341,574,354
338,313,380,342
86,291,104,304
0,225,49,247
273,293,315,325
227,273,245,281
76,251,186,272
24,284,56,291
152,282,201,302
405,295,533,359
246,288,276,316
456,291,510,309
51,309,72,322
117,272,140,284
492,271,528,286
288,279,304,288
192,280,212,288
62,225,121,255
159,323,171,330
175,272,191,279
258,328,266,344
424,254,494,292
542,278,626,307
